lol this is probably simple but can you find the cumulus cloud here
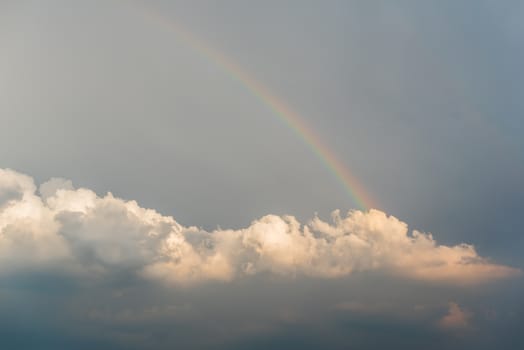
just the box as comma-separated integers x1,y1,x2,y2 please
0,168,519,286
438,302,473,330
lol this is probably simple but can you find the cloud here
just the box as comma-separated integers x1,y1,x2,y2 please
0,168,519,286
438,302,473,330
335,301,394,315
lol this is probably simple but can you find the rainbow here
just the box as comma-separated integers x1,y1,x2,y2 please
134,4,375,210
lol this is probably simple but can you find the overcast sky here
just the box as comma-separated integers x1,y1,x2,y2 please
1,1,523,349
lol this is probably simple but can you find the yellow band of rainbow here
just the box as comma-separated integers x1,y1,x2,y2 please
134,4,375,210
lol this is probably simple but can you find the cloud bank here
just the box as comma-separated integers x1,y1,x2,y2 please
0,168,519,286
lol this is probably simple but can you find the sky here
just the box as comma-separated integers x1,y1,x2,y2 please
1,0,524,349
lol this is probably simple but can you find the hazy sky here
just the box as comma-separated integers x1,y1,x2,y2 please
1,1,523,349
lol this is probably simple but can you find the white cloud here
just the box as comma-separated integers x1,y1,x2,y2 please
0,168,520,286
39,177,74,200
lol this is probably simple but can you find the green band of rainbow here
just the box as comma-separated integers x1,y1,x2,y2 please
136,5,374,210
